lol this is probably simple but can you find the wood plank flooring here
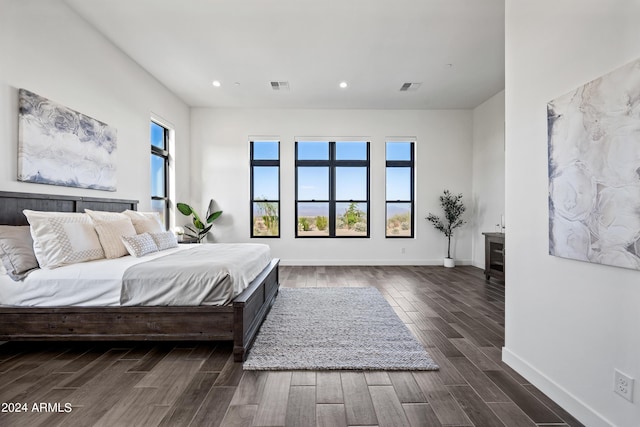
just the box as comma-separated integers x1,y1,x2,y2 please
0,266,584,426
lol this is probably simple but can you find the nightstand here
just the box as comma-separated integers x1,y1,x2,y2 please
178,237,198,244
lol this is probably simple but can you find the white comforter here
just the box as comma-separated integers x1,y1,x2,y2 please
0,244,271,307
120,243,272,306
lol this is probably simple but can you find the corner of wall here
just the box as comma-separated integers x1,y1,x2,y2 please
470,91,506,268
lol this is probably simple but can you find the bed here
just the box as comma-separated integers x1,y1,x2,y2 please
0,191,280,362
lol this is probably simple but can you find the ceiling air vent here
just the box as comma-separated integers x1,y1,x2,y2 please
270,81,290,91
399,82,421,92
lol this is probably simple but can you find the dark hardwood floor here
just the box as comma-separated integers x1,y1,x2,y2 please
0,266,583,426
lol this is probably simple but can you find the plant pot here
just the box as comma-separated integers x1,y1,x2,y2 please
444,257,455,268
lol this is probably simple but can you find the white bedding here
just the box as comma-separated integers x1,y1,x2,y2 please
0,244,271,307
121,243,273,306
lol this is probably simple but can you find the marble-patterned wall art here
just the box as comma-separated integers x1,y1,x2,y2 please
548,58,640,270
18,89,117,191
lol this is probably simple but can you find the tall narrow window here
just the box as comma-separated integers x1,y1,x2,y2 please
150,121,169,228
296,141,369,238
386,141,414,237
251,141,280,237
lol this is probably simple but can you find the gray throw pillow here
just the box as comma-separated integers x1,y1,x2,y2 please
0,225,39,280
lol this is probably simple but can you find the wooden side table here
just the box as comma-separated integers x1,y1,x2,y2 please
482,232,505,282
178,236,199,244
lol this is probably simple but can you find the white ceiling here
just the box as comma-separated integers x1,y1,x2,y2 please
64,0,505,109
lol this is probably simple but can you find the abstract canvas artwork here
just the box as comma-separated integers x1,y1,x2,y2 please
548,58,640,270
18,89,117,191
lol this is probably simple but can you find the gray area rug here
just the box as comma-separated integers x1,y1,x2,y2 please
243,287,439,371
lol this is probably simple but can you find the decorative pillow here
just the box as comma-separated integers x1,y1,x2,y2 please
93,218,137,259
121,233,158,257
84,209,129,222
23,210,105,269
0,264,6,275
149,231,178,251
122,210,164,234
0,225,39,280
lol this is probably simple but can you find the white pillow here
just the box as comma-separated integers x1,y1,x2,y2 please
0,263,6,275
122,210,164,234
84,209,129,222
121,233,159,257
0,225,39,280
93,218,137,259
149,231,178,251
23,210,105,269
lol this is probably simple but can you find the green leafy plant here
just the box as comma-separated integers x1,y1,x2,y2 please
315,215,328,231
176,201,222,243
342,202,364,230
299,217,311,231
426,190,466,259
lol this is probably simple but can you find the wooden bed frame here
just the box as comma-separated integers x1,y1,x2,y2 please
0,191,280,362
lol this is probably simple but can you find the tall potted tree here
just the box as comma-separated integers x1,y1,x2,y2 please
426,190,466,267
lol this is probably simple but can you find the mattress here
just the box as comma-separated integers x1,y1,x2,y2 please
0,243,271,307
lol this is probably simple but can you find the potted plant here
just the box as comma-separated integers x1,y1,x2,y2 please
426,190,466,268
176,200,222,243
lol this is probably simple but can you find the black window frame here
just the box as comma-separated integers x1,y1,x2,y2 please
150,121,170,229
385,141,415,238
295,141,370,238
250,141,281,238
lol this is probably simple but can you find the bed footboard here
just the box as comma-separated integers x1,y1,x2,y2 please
232,258,280,361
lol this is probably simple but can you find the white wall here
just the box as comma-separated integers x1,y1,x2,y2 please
471,91,505,268
190,108,473,265
505,2,640,426
0,0,190,222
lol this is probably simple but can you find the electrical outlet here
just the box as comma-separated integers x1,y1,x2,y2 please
401,247,405,254
614,369,634,402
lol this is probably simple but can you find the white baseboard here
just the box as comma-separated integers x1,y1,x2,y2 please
471,260,485,269
279,259,474,266
502,347,613,427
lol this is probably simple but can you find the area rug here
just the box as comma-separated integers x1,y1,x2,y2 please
243,287,439,371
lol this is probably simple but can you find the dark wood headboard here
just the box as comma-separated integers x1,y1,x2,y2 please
0,191,138,225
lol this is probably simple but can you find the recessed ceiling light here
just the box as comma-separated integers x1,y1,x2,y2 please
339,81,348,89
212,80,221,87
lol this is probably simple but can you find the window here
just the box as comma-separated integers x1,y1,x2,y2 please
296,141,369,237
386,142,415,237
150,121,169,229
251,141,280,237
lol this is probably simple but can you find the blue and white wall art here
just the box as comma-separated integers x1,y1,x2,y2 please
18,89,117,191
548,58,640,270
